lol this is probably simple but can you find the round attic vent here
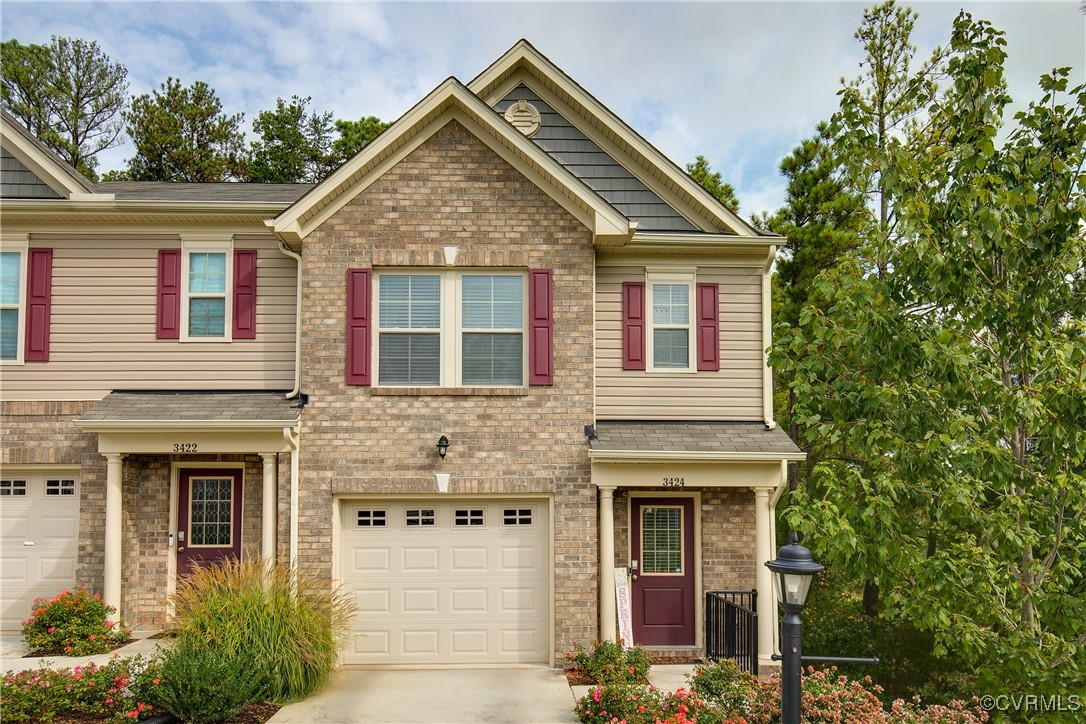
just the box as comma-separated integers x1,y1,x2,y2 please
504,100,541,138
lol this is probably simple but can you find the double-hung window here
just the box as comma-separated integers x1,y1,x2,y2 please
182,242,232,340
375,271,525,386
0,248,24,361
647,272,694,372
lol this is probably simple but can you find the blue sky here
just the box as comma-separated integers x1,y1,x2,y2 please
3,1,1083,217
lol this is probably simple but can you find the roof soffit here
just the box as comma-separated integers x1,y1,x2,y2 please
267,78,632,247
0,110,101,198
468,41,764,238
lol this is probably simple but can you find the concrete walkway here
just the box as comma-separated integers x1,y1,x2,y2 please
2,634,698,724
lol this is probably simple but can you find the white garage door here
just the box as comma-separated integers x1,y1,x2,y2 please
340,499,550,665
0,472,80,631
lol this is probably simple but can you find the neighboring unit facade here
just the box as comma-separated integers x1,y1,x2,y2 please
0,41,802,670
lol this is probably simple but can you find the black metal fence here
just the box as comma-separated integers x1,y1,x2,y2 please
705,589,758,674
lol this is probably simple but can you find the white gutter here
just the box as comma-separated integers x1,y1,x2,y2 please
277,240,303,399
284,426,300,567
762,245,777,430
589,449,806,463
75,419,298,433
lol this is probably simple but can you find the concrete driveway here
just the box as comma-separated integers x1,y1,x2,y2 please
268,667,580,723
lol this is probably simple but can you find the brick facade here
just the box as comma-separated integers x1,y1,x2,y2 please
298,120,598,658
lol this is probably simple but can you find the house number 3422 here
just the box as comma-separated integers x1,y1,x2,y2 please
662,477,685,487
173,443,198,453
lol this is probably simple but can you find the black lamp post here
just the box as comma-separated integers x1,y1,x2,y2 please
765,542,824,724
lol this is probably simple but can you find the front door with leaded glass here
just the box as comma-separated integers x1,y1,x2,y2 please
631,497,695,646
176,469,242,576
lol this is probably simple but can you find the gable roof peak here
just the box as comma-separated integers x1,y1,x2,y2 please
1,108,100,198
469,40,764,238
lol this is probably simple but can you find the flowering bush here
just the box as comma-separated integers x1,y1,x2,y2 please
21,588,131,656
573,664,987,724
574,681,663,723
689,659,758,717
0,655,152,723
566,639,654,684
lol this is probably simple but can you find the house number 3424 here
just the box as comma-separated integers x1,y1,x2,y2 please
662,477,685,487
173,443,198,453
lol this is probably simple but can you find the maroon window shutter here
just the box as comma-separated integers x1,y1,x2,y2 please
696,283,720,371
24,248,52,361
233,250,257,339
528,269,553,385
346,268,372,386
622,282,646,370
156,249,181,339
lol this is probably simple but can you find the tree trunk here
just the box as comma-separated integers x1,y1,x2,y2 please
863,580,880,618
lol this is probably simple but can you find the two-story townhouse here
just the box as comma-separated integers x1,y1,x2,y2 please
1,40,801,671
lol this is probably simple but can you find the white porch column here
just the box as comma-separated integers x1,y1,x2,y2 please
755,486,777,671
260,453,278,564
599,486,617,642
103,453,124,619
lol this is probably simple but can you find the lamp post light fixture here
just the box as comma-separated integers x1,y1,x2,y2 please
765,542,825,724
436,435,450,459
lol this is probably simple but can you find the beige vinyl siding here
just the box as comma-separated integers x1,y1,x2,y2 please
595,265,763,420
2,234,296,400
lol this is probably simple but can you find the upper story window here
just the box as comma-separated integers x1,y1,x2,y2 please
0,250,23,361
647,272,694,372
181,241,233,341
375,271,525,387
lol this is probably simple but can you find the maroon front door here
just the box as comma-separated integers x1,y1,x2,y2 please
631,497,695,646
176,469,242,576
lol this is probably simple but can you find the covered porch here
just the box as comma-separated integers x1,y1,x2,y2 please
74,391,301,625
588,421,804,671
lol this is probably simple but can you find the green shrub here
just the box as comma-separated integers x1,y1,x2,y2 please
565,639,653,684
140,644,264,723
170,558,356,703
21,588,131,655
574,681,663,723
0,656,151,723
689,658,758,716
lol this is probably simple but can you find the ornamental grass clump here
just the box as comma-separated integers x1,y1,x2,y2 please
21,588,131,656
169,557,355,703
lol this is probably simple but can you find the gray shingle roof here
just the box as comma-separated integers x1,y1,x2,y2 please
78,391,302,423
96,182,313,204
590,421,802,457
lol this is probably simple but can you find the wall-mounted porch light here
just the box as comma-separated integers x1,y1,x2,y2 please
437,435,450,459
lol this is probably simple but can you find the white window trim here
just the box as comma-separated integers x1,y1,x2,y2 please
181,238,233,342
373,269,527,387
646,271,696,373
0,236,28,365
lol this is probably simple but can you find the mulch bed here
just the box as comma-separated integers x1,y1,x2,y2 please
22,638,132,658
28,702,282,723
564,667,601,686
147,630,178,639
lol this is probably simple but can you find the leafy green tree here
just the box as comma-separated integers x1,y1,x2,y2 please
773,6,1086,695
333,115,389,162
685,155,739,213
122,78,246,182
1,36,129,179
247,95,338,183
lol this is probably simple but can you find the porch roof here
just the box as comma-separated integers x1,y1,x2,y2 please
76,391,302,431
589,421,804,462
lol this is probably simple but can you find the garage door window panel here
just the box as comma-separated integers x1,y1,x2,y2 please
0,479,27,496
46,479,76,496
502,508,534,526
405,509,436,527
454,509,485,526
356,509,388,528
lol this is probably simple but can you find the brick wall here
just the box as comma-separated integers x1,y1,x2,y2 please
299,120,598,657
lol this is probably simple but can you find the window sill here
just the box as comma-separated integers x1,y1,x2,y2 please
371,386,530,396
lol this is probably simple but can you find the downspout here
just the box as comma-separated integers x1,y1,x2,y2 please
283,426,300,567
762,245,777,430
277,240,302,399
